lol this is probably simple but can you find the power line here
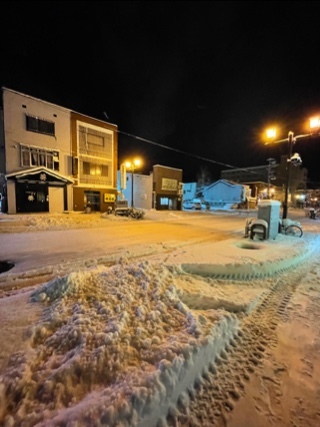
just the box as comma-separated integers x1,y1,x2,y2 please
119,129,242,170
118,129,270,178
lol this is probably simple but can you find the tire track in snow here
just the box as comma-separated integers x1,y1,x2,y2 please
167,254,317,427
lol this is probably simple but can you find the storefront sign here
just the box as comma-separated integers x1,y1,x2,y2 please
104,193,116,202
161,178,178,191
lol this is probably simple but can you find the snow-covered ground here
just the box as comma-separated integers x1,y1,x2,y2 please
1,209,320,427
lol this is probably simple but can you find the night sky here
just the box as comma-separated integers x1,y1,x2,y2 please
2,1,320,184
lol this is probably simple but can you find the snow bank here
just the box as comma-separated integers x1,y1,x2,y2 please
1,261,239,427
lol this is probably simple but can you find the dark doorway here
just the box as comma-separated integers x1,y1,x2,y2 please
16,183,49,213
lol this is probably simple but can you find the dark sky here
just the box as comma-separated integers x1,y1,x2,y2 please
2,1,320,184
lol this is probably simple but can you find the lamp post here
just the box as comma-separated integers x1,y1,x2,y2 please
125,158,141,208
283,131,295,219
265,117,320,219
265,116,320,219
265,129,296,219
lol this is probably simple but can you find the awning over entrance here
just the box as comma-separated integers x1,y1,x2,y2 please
6,167,74,185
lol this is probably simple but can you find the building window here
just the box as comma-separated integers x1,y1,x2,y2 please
82,161,108,176
20,145,59,170
160,197,169,205
26,114,55,136
80,160,111,186
78,125,113,157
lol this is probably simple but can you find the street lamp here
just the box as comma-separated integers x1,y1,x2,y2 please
265,128,296,219
265,118,320,219
125,158,141,208
283,131,295,219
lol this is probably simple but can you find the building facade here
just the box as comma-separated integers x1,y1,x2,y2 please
182,182,197,202
0,87,118,213
221,165,270,183
153,165,183,210
117,170,153,210
70,111,118,212
116,165,183,211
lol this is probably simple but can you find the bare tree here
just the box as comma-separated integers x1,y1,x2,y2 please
197,166,212,189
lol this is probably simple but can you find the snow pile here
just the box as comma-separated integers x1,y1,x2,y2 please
0,260,239,427
0,211,140,233
151,232,319,281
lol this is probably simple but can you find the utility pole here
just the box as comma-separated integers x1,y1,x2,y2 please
267,157,276,199
283,131,295,219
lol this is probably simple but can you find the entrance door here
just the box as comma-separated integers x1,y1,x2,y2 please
49,186,64,213
84,191,100,212
16,183,49,213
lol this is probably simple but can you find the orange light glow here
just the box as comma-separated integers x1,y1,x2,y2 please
309,116,320,130
125,158,142,170
266,128,277,140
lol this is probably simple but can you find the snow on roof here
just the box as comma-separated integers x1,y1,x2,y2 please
204,179,245,191
6,166,74,183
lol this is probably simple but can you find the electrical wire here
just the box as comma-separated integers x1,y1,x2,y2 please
118,129,271,178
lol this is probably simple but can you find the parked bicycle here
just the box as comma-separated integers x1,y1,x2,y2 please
279,218,303,237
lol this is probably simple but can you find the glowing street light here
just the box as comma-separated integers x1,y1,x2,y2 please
266,128,277,140
125,158,142,208
310,116,320,133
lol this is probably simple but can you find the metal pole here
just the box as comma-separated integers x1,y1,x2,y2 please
267,157,275,199
131,169,134,208
267,162,271,199
283,131,294,219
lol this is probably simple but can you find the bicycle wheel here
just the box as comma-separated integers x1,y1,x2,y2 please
285,224,303,237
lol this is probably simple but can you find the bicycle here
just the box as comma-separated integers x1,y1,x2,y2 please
280,218,303,237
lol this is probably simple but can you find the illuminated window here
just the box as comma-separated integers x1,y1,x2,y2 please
83,161,108,176
160,197,169,205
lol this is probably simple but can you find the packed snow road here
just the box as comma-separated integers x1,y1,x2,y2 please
0,210,248,291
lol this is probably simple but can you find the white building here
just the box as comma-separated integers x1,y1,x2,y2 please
0,87,118,213
117,170,153,210
182,182,197,202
